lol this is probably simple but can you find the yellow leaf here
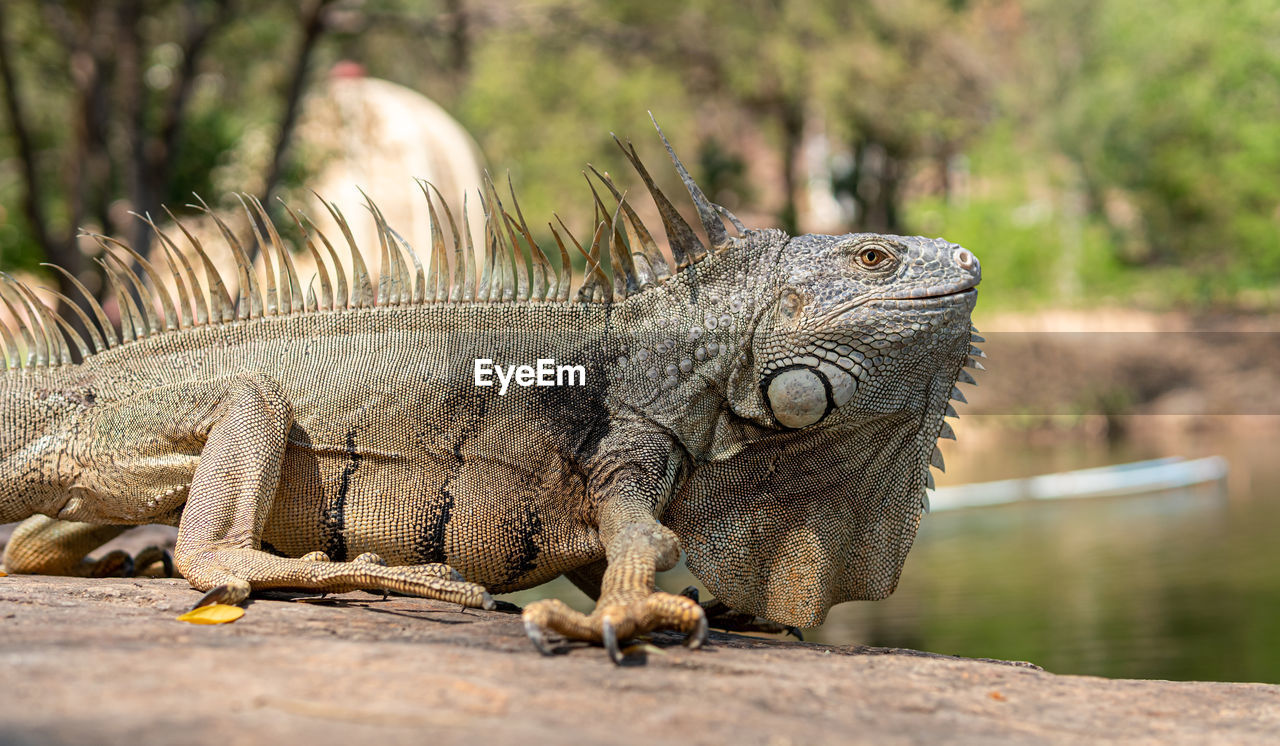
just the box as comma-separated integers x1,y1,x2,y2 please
176,604,245,625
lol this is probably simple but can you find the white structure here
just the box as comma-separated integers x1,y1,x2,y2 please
297,66,487,271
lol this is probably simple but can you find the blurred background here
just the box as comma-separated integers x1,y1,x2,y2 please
0,0,1277,683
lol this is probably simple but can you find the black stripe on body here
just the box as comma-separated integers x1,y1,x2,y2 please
321,427,360,561
498,470,544,586
412,391,485,563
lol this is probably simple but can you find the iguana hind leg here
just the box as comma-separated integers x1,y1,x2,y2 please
2,515,172,578
174,372,492,610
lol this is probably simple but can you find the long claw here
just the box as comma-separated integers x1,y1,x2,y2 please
785,626,804,641
685,613,709,650
679,585,700,602
524,618,554,656
602,617,623,665
194,584,231,609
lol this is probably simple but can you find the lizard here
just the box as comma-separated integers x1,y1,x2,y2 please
0,120,982,662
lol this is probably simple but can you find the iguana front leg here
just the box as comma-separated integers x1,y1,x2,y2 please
170,372,492,610
522,430,707,662
523,520,707,662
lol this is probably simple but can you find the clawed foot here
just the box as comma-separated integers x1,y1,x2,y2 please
186,549,489,612
88,546,175,579
521,592,709,664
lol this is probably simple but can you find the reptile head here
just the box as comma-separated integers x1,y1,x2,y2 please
599,122,984,628
753,232,980,430
663,231,982,628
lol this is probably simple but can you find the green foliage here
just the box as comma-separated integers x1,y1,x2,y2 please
457,23,693,244
905,123,1123,308
1,0,1276,309
0,195,44,270
1021,0,1280,302
697,138,751,209
162,107,243,207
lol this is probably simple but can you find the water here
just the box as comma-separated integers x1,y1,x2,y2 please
508,415,1280,683
808,419,1280,683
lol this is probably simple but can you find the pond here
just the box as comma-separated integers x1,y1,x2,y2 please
809,420,1280,683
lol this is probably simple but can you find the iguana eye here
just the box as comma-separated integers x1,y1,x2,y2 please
856,245,892,269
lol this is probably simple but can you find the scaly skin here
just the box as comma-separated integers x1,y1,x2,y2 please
0,126,981,662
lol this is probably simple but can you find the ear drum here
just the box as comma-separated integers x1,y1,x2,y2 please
763,366,832,429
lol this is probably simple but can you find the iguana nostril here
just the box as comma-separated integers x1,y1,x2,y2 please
954,248,975,270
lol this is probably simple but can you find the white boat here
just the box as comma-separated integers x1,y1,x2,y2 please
928,456,1229,512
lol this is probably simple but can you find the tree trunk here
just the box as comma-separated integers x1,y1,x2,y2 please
777,98,804,235
259,0,331,209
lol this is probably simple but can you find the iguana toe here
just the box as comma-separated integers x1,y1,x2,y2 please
524,618,556,656
131,546,175,578
699,597,802,639
92,546,175,579
87,549,133,578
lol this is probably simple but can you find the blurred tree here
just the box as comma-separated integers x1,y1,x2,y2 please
439,0,991,236
4,0,1273,313
324,0,475,100
1024,0,1280,289
817,0,990,232
0,0,333,310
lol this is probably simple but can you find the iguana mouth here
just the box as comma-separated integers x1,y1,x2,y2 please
876,286,978,306
813,284,976,326
877,283,978,303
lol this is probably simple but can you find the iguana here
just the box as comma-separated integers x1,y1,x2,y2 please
0,122,982,662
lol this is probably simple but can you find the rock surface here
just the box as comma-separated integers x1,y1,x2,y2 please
2,573,1277,745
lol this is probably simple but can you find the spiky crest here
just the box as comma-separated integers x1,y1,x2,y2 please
0,123,757,371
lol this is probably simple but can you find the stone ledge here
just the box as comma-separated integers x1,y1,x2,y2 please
1,574,1277,745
